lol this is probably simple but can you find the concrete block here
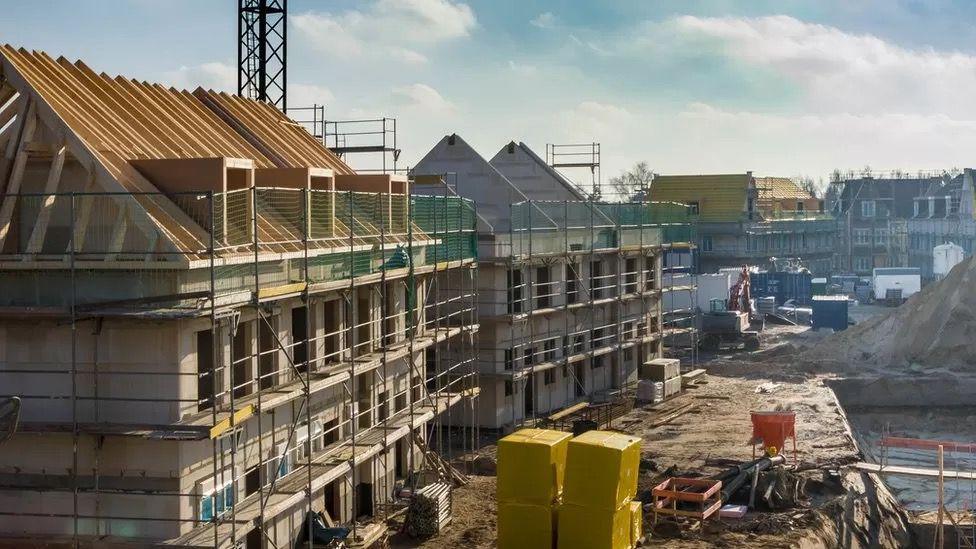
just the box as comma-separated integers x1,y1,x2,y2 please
664,377,682,398
636,380,656,402
640,358,680,381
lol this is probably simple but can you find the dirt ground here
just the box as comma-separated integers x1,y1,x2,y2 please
389,475,497,549
393,313,917,548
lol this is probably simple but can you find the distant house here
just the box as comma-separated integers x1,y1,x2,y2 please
832,176,936,276
906,170,975,280
650,173,834,274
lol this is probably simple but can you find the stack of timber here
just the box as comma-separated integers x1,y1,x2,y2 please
405,482,452,538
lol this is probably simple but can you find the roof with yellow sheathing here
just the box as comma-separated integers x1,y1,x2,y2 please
650,174,750,222
756,177,813,200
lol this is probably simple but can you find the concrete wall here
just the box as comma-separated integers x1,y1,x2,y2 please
829,376,976,409
488,142,585,202
0,279,444,545
0,317,183,424
412,134,525,233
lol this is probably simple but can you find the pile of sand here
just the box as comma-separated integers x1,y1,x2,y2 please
803,255,976,369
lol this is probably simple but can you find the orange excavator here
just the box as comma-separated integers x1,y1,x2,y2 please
727,266,752,314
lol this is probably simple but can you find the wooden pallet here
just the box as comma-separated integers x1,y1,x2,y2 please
651,477,722,524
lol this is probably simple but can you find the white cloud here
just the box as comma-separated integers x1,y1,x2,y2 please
391,83,457,115
292,0,475,64
375,0,476,41
390,48,429,65
541,97,976,183
161,62,235,91
557,101,630,139
531,12,557,29
667,15,976,117
288,84,335,109
507,60,538,76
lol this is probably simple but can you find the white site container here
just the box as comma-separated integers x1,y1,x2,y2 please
872,267,921,301
933,242,964,279
662,272,732,313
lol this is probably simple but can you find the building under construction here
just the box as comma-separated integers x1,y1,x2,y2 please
651,173,834,275
0,47,478,548
412,135,696,430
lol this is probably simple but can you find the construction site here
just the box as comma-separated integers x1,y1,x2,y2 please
1,2,976,549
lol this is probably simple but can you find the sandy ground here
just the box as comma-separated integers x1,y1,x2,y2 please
390,305,918,548
389,475,497,549
397,340,880,547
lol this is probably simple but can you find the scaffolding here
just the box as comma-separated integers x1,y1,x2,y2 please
282,111,402,175
0,185,479,548
546,143,600,200
477,200,696,429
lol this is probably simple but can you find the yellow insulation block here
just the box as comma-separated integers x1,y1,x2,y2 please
498,501,556,549
562,430,641,510
497,428,572,505
557,501,632,549
629,500,643,547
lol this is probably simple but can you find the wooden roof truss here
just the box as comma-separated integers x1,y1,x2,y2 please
0,47,436,271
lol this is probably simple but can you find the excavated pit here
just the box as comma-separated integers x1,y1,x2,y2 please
829,376,976,545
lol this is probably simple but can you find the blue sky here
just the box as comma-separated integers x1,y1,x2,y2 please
4,0,976,185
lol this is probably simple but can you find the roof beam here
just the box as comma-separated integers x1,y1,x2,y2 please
23,143,66,256
0,50,184,255
0,98,36,251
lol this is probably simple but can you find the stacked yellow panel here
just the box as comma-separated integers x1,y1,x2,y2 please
558,431,643,549
497,429,572,549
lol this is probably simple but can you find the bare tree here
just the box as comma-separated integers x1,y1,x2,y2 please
608,161,654,202
791,175,827,198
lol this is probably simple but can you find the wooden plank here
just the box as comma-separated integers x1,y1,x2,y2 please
66,60,168,159
649,403,699,428
107,199,129,258
0,94,26,185
194,88,289,168
70,172,96,253
882,436,976,454
23,143,66,255
257,281,307,300
0,99,36,249
682,368,707,386
547,401,589,421
855,462,976,480
209,404,254,439
0,90,19,131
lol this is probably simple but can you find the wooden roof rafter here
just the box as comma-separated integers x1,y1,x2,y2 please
0,46,204,262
